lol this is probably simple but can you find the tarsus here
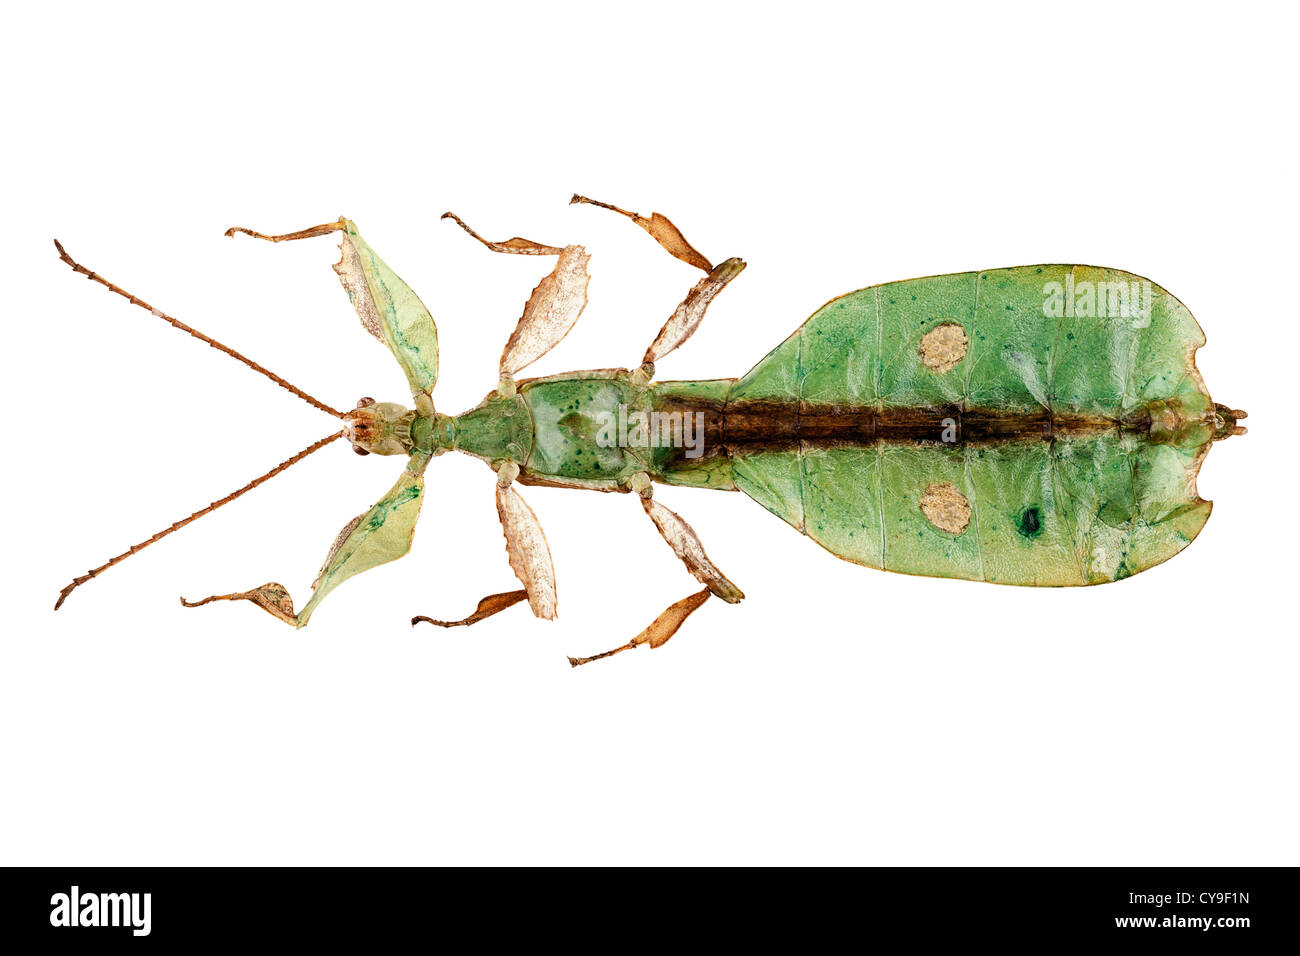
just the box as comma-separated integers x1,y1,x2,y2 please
54,430,345,610
53,239,345,419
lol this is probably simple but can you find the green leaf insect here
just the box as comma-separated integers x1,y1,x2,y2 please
53,198,1247,666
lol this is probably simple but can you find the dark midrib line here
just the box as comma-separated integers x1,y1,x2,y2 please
657,399,1148,459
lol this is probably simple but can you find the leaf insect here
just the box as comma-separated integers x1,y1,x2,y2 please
54,198,1246,665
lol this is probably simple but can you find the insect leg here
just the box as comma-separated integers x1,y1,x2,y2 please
226,218,440,414
569,194,713,272
492,462,558,620
567,588,712,668
566,476,740,668
223,220,347,242
411,590,529,629
443,211,590,393
641,257,746,369
180,456,428,627
569,195,745,370
629,474,743,603
440,212,564,256
410,462,555,631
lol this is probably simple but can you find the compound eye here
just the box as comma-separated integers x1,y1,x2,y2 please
353,445,371,456
356,397,376,408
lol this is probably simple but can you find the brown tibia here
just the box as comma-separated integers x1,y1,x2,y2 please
567,587,712,667
411,590,529,628
180,582,297,625
440,212,564,255
223,220,346,242
569,194,713,273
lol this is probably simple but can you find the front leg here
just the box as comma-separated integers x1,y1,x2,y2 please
226,217,439,415
182,454,428,627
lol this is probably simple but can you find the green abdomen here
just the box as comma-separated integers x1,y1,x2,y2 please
653,265,1227,586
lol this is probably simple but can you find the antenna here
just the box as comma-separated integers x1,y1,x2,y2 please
55,430,345,610
53,239,345,419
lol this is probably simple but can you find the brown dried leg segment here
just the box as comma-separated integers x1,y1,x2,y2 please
569,194,713,273
224,220,347,242
567,587,712,668
440,212,564,255
412,590,529,628
180,583,297,625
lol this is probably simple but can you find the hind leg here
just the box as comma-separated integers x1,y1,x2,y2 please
566,474,741,668
570,194,745,372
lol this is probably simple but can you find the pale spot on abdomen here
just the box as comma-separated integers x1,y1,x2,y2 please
918,322,968,374
920,481,972,534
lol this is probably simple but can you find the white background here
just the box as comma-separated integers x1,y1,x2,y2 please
3,2,1294,865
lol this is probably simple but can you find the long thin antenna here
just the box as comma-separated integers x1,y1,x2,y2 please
53,239,346,419
54,430,345,610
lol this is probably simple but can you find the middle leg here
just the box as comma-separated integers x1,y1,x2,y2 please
411,461,557,631
442,210,590,391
